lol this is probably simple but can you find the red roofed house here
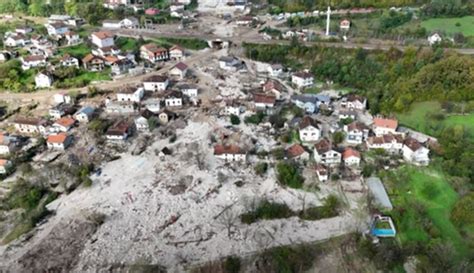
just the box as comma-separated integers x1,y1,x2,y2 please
106,120,132,141
13,117,47,135
286,144,309,160
0,159,12,174
366,134,403,153
169,45,184,60
47,133,73,150
140,43,169,63
298,116,321,142
214,144,247,162
342,147,361,166
373,117,398,136
291,71,314,89
53,116,76,132
82,54,105,71
169,62,188,79
402,137,430,166
253,93,276,110
262,79,284,99
340,19,351,30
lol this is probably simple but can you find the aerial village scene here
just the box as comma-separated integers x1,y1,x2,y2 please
0,0,472,272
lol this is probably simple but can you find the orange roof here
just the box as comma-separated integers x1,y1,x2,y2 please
47,133,68,143
170,45,184,52
0,159,9,166
253,93,276,104
286,144,306,158
104,55,119,63
54,117,75,128
92,31,114,40
214,144,244,155
373,117,398,130
141,43,167,54
343,148,360,159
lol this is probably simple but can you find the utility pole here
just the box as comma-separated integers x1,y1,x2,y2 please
326,6,331,36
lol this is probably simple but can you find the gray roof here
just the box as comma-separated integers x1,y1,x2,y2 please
291,95,318,104
77,106,94,115
367,177,393,210
315,94,331,103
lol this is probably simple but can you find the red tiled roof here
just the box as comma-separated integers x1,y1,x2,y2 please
314,138,332,154
253,93,276,104
373,117,398,130
299,116,320,130
82,54,103,63
404,137,423,151
141,43,167,54
92,31,114,40
346,121,367,132
170,45,184,52
343,148,360,159
293,71,313,79
214,144,244,155
286,144,306,158
263,79,284,92
47,133,68,143
23,55,45,62
14,117,43,126
174,62,188,71
54,117,75,128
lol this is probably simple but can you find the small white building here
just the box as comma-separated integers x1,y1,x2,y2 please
21,55,47,70
214,144,247,162
105,121,131,141
102,20,121,29
5,34,27,47
47,133,72,150
116,86,144,103
373,117,398,136
428,33,442,45
314,139,341,166
366,134,404,154
344,121,369,144
120,17,139,28
218,56,242,71
178,84,198,98
45,22,69,36
143,75,169,92
35,72,53,89
169,45,184,60
60,55,79,68
91,31,115,48
343,94,367,110
342,148,361,167
65,31,81,45
165,91,183,107
267,64,283,77
315,164,328,182
340,19,351,30
291,71,314,89
402,138,430,166
169,62,188,80
74,106,95,123
298,116,321,142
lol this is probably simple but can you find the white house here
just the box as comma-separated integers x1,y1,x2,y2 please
116,86,144,103
342,147,361,167
314,139,341,166
91,31,115,48
35,72,53,89
267,64,283,77
338,110,357,120
286,144,310,161
218,56,242,71
52,117,76,132
105,121,131,141
373,117,398,136
262,79,285,100
21,55,47,70
140,43,169,63
223,101,242,116
13,117,47,135
428,33,442,45
60,54,79,68
169,45,184,60
65,31,81,45
143,98,161,113
178,84,198,98
253,93,276,110
298,116,321,142
45,22,69,36
165,91,183,107
15,26,33,34
214,144,247,162
366,134,404,154
402,138,430,166
169,62,188,79
0,134,18,155
5,34,27,47
120,17,139,28
73,106,95,123
344,121,369,144
134,110,156,132
143,75,169,91
343,94,367,110
47,133,72,150
291,71,314,89
340,19,351,30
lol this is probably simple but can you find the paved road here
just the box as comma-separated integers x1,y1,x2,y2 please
115,28,474,55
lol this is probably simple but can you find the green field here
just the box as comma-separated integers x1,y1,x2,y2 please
58,44,91,59
384,167,470,258
397,101,474,138
420,16,474,36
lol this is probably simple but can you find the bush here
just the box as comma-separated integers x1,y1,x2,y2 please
254,162,268,176
224,256,241,273
271,148,285,160
241,200,293,224
244,112,265,124
260,245,317,273
276,162,304,189
230,114,240,125
332,131,345,144
450,193,474,227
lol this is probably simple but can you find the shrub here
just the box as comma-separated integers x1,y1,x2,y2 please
332,131,346,144
224,256,241,273
254,162,268,176
244,112,265,124
271,148,285,160
241,200,293,224
230,114,240,125
276,162,304,189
